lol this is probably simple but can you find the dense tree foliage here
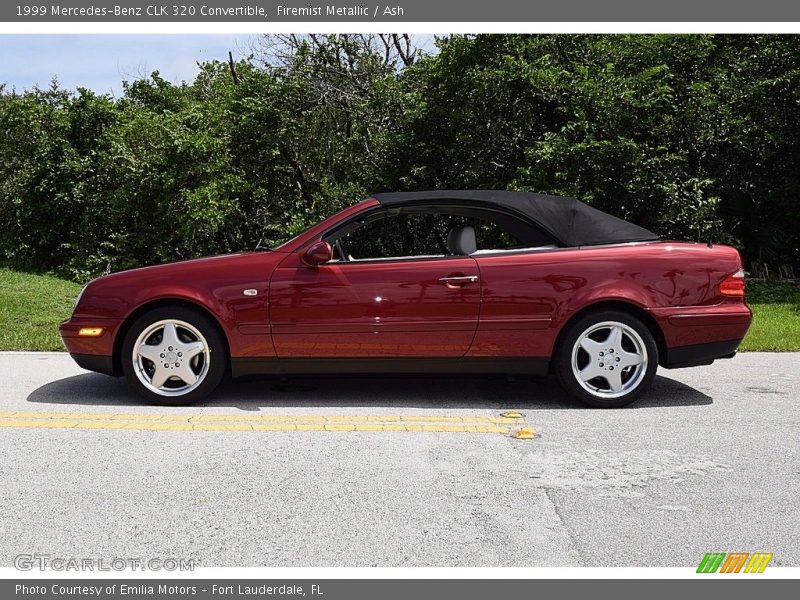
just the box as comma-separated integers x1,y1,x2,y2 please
1,34,798,281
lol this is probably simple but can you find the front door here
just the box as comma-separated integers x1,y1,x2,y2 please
269,210,483,358
269,254,481,357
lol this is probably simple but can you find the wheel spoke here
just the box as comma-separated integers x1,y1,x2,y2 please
182,341,205,359
150,367,171,389
618,349,643,369
604,369,624,393
579,336,604,355
137,343,162,363
578,363,603,383
161,323,180,348
605,325,623,350
173,363,198,386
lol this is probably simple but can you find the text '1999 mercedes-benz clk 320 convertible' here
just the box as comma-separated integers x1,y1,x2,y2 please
60,191,752,407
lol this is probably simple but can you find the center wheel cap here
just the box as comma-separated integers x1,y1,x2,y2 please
164,351,178,363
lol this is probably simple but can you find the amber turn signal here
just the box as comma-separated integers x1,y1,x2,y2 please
77,327,104,337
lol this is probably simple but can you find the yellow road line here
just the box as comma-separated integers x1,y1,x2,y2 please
0,411,518,424
0,418,511,434
0,410,532,436
0,411,520,424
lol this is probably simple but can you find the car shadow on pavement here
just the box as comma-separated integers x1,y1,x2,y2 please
25,371,712,410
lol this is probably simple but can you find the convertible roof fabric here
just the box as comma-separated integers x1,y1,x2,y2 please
372,190,659,247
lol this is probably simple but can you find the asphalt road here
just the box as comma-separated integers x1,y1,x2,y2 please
0,352,798,568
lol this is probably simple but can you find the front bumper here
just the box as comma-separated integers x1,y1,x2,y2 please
70,353,117,376
59,316,121,376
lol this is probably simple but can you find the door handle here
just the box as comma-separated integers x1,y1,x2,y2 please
439,275,479,285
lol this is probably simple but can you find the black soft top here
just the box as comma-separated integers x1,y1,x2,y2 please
372,190,658,247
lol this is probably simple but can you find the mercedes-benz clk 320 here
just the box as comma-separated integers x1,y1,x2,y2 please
60,191,752,407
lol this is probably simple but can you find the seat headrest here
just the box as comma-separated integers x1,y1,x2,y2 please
446,225,477,256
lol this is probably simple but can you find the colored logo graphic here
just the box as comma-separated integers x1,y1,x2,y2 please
697,552,773,573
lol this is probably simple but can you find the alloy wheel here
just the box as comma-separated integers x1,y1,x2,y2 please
570,320,648,399
132,319,210,397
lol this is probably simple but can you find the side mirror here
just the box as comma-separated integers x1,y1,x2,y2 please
302,240,333,267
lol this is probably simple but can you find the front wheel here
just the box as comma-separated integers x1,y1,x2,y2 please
554,311,658,408
121,306,227,405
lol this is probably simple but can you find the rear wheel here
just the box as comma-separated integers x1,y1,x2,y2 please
554,310,658,408
121,306,227,405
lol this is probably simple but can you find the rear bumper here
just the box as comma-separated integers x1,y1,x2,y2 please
662,338,742,369
649,302,752,350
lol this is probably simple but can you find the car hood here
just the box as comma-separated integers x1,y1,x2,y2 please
104,252,259,277
88,251,287,291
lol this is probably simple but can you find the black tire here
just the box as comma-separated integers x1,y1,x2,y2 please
553,310,658,408
121,305,227,406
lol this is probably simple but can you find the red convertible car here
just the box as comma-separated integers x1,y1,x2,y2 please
60,191,752,407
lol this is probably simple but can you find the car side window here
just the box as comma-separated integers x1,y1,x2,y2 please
335,213,446,260
472,219,525,251
332,211,527,261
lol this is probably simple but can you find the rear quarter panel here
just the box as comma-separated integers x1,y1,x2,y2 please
468,241,749,357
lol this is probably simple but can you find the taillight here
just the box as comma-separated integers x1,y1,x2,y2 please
720,269,746,297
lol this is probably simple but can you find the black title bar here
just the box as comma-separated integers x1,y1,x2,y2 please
4,1,800,22
4,579,794,600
